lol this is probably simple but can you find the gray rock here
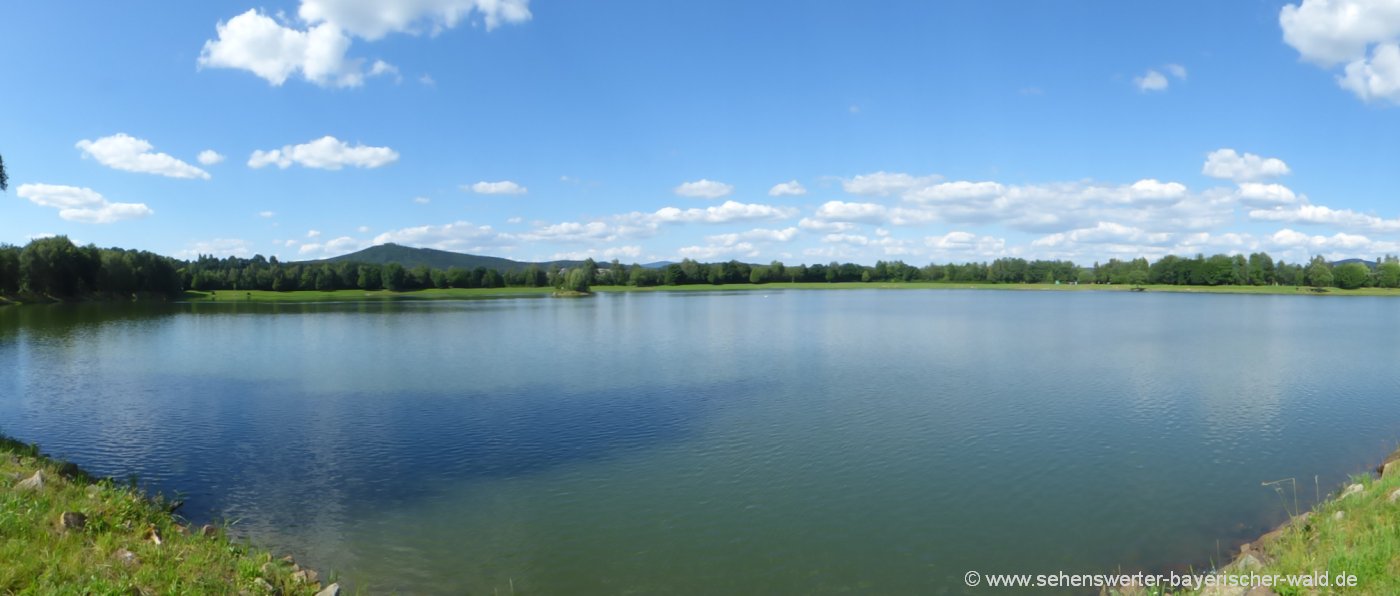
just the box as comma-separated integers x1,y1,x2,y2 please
292,568,319,584
58,511,86,531
1390,488,1400,504
200,524,218,537
315,584,341,596
15,470,45,491
1341,483,1364,499
115,548,140,566
1384,460,1400,479
1333,510,1346,521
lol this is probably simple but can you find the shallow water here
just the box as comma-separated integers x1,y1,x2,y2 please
3,290,1398,593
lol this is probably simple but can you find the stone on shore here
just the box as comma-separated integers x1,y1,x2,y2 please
115,548,140,566
315,584,341,596
1390,488,1400,504
16,470,45,491
1341,483,1364,499
57,511,86,531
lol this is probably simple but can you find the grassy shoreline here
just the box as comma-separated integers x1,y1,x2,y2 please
0,434,336,594
165,282,1400,303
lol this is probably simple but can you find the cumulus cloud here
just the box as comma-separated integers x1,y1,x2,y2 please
550,246,643,261
842,171,940,196
1165,63,1188,79
200,2,530,88
1249,203,1400,232
248,136,398,170
674,179,734,199
197,150,226,166
1134,69,1169,92
904,181,1005,203
678,242,759,260
1280,0,1400,103
176,239,253,259
647,200,797,224
258,211,276,218
924,232,1008,259
413,196,431,204
705,227,799,245
1202,149,1291,182
372,221,513,252
298,236,368,258
469,180,527,195
75,134,210,180
1236,182,1301,206
768,180,807,197
16,183,154,224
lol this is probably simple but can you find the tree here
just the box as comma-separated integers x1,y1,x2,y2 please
1305,256,1334,288
0,153,8,192
1377,261,1400,288
562,268,591,293
382,263,406,291
1334,262,1371,290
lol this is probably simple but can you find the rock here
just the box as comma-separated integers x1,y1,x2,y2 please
146,525,163,545
200,524,218,537
1385,460,1400,479
1333,510,1345,521
1341,483,1364,498
251,577,277,594
292,568,319,584
115,548,140,566
57,511,86,531
280,555,296,564
315,584,341,596
86,485,101,498
15,470,45,491
1390,488,1400,504
1231,552,1265,572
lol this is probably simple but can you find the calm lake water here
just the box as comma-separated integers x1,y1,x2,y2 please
4,290,1400,594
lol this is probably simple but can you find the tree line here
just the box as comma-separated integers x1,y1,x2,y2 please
3,235,1400,300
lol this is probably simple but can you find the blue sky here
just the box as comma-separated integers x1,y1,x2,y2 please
4,0,1400,265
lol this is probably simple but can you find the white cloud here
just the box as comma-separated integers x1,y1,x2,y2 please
823,233,870,246
413,196,431,204
176,239,253,259
197,150,226,166
904,181,1005,203
469,180,528,195
258,211,276,218
814,200,889,223
298,0,532,39
1236,182,1301,206
550,246,643,261
15,183,154,224
307,229,322,238
1202,149,1291,182
1249,203,1400,232
798,217,858,233
842,171,940,196
705,227,799,246
419,73,436,86
369,59,400,82
768,180,807,197
248,136,398,170
647,200,797,224
506,216,523,224
199,2,530,88
674,179,734,199
678,242,759,260
1165,63,1188,79
372,221,512,252
299,236,367,258
1280,0,1400,103
198,10,363,88
357,225,371,233
1031,222,1174,248
75,134,210,180
1134,69,1169,92
520,221,620,243
924,231,1008,259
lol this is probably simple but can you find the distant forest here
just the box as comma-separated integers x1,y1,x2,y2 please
1,235,1397,299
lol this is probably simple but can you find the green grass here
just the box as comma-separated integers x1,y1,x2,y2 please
179,282,1400,303
0,434,331,595
1217,470,1400,595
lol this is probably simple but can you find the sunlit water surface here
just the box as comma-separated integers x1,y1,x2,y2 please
3,290,1399,594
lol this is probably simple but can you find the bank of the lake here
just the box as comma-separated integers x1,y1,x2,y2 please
170,282,1400,303
1167,446,1400,595
0,434,339,595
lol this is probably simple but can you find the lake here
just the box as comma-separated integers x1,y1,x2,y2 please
3,290,1399,593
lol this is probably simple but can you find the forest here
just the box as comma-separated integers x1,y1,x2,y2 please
0,235,1395,300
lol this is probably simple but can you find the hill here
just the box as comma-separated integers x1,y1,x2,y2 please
299,243,586,272
1331,258,1377,269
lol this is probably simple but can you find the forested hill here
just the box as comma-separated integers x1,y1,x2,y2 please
303,243,583,272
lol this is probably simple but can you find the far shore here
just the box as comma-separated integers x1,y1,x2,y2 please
5,282,1400,306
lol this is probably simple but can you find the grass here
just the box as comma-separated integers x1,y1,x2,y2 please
1233,469,1400,595
0,434,332,595
176,282,1400,303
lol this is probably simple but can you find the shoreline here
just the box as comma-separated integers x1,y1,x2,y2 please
3,282,1395,306
0,433,339,595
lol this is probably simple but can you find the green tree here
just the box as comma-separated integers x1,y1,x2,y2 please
1377,261,1400,288
1305,256,1334,288
562,268,591,293
383,263,406,291
1334,262,1371,289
